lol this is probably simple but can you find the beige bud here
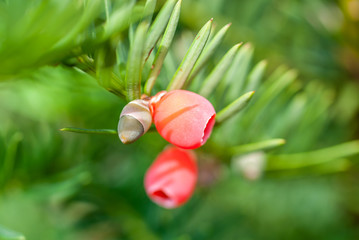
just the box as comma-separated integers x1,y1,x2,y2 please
118,99,152,144
232,152,266,180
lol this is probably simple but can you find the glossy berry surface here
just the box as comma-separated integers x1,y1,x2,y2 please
150,90,216,149
144,146,197,209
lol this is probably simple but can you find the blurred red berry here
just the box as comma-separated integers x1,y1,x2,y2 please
150,90,216,149
144,146,198,209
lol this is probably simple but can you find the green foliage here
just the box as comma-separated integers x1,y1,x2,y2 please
144,0,181,95
167,18,212,90
199,43,241,98
0,0,358,239
0,224,25,240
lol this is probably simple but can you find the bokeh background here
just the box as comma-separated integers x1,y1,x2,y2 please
0,0,359,239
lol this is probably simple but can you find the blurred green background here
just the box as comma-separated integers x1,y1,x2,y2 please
0,0,359,239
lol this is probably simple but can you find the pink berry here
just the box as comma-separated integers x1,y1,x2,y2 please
150,90,216,149
144,146,197,209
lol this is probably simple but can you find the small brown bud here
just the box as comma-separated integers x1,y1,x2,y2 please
118,99,152,144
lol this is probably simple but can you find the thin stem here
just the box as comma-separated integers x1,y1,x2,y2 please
60,127,118,135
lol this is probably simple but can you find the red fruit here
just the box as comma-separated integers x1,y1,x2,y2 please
150,90,216,149
144,146,197,209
